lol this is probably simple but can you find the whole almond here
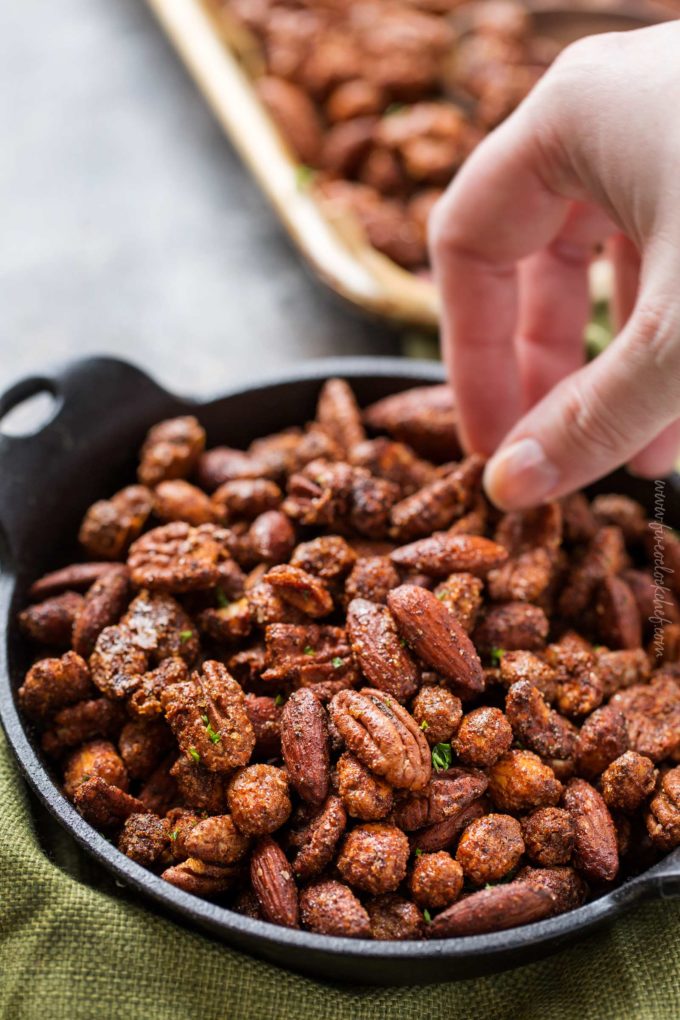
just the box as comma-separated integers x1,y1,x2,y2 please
280,688,330,804
362,384,460,462
250,836,299,929
347,598,419,702
427,881,554,938
316,378,366,454
563,778,619,883
391,533,508,578
256,76,323,165
387,585,484,697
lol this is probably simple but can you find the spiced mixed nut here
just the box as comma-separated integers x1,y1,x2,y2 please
17,378,680,940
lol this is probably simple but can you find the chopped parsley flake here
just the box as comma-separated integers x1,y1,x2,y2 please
489,647,505,667
420,720,429,731
414,848,423,857
201,714,209,725
274,694,285,707
205,722,221,744
170,830,178,841
423,909,432,923
296,164,316,189
304,646,315,656
188,747,200,763
216,588,230,609
179,630,193,643
331,656,344,669
431,742,453,772
435,591,447,601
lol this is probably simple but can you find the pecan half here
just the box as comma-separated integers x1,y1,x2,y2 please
330,687,431,790
161,660,255,772
128,523,234,592
264,564,333,618
289,795,347,880
162,858,236,897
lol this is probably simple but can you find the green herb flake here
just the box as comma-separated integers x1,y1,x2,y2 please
274,694,285,707
489,647,506,667
169,830,178,842
296,164,316,189
304,645,315,657
331,656,344,669
435,591,447,601
201,714,209,725
179,630,194,643
205,723,221,745
188,747,200,763
420,719,429,731
431,742,453,772
485,883,494,890
414,848,423,857
423,909,432,924
215,588,230,609
399,637,407,648
385,102,404,116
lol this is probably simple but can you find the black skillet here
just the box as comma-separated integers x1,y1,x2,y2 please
1,355,679,985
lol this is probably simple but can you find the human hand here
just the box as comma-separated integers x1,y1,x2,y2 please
430,23,680,510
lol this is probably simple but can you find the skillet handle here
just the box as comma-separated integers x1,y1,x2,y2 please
0,357,184,563
647,848,680,899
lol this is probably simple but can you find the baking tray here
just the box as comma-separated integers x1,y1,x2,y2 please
1,355,680,984
143,0,665,329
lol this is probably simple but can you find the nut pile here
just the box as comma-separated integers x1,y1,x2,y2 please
218,0,562,270
17,379,680,940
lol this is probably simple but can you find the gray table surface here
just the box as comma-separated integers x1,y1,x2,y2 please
0,0,419,405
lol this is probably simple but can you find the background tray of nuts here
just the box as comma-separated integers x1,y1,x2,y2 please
144,0,667,328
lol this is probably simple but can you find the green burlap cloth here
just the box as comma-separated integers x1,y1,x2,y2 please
1,730,678,1020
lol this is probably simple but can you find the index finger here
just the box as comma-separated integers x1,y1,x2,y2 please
429,101,577,456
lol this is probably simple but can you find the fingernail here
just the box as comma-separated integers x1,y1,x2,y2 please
484,438,560,510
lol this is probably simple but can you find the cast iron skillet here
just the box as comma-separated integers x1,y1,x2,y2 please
1,355,679,985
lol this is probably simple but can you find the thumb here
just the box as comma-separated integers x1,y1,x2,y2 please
484,287,680,510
